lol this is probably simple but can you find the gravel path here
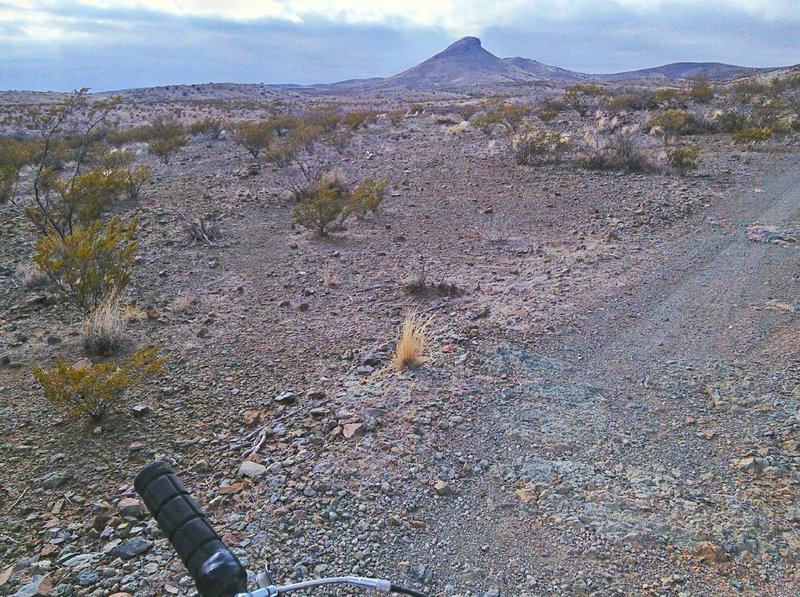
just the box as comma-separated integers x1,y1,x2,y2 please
392,155,800,595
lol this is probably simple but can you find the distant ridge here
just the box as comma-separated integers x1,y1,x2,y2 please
598,61,781,81
326,37,788,91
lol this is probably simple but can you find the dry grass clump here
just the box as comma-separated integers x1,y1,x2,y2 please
171,295,193,313
321,264,340,288
392,312,434,371
445,121,472,135
576,127,655,173
15,262,49,289
122,303,147,322
83,295,126,356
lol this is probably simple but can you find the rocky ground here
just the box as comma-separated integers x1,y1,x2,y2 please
1,96,799,596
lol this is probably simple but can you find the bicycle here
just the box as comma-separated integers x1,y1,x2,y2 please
134,461,430,597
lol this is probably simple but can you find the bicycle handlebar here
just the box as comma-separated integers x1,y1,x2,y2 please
134,461,248,597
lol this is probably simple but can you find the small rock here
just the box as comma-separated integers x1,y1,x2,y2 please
117,498,146,519
76,568,100,587
274,391,296,405
112,537,153,560
238,461,267,479
41,471,70,490
433,480,453,495
130,405,151,417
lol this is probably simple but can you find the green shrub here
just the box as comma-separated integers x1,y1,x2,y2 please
537,109,559,122
105,126,151,147
732,127,773,149
714,110,749,133
33,346,165,421
34,217,138,315
342,110,379,130
653,88,684,106
647,109,696,144
563,84,604,116
0,136,39,203
473,100,532,133
190,117,223,139
350,178,387,218
147,115,188,164
510,127,570,165
690,80,715,104
605,92,657,113
233,120,275,158
26,167,128,233
293,171,352,236
667,145,701,175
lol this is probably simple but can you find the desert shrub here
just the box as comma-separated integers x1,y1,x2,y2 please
147,115,188,164
190,117,223,139
305,108,341,133
473,100,532,133
537,109,559,122
32,346,165,421
34,217,138,315
732,127,774,149
576,127,654,172
0,136,39,203
434,112,463,125
100,150,150,200
323,125,353,154
105,125,151,147
233,120,275,158
293,171,352,236
387,109,407,124
342,109,379,130
262,118,328,185
392,312,433,371
22,167,127,235
647,109,696,144
82,294,125,355
731,81,770,104
349,178,387,218
563,84,604,116
6,90,143,317
653,88,684,107
454,104,478,120
690,80,715,104
714,109,749,133
605,92,656,113
510,127,570,165
751,98,789,131
667,145,701,175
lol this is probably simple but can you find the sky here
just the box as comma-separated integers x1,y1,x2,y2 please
0,0,798,92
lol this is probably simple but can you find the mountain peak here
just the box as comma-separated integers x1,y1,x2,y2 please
444,36,482,52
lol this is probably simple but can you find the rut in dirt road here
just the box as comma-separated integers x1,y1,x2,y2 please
408,159,800,595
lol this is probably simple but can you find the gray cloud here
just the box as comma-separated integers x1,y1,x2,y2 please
0,3,796,91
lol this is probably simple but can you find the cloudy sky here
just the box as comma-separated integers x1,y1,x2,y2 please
1,0,798,91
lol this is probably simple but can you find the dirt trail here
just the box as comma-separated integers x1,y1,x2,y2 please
408,157,800,595
589,154,800,374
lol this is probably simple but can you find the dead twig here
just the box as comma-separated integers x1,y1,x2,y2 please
5,487,28,514
175,210,224,247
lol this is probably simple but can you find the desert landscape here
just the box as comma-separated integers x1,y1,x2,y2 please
2,34,800,597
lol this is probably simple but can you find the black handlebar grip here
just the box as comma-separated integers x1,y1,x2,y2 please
134,461,248,597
